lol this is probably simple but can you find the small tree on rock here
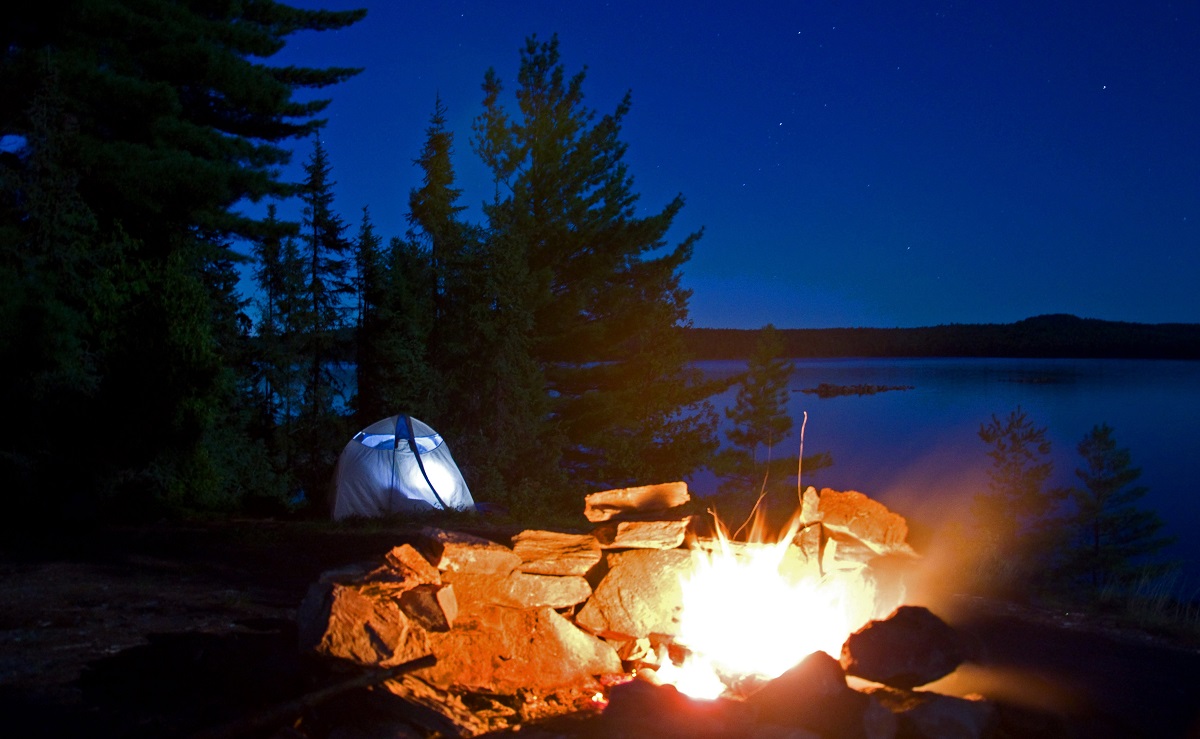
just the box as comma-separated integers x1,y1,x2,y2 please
718,325,794,490
974,406,1066,591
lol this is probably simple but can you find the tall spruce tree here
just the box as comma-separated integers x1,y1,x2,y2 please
0,1,365,514
1066,424,1173,587
472,36,718,495
406,99,554,504
294,136,353,503
353,208,438,424
250,205,306,492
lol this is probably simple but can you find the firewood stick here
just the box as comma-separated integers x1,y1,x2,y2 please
189,654,437,739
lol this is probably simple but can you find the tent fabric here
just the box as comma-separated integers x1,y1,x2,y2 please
331,415,475,520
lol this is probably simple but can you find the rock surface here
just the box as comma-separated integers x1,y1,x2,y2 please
841,605,965,689
593,517,693,549
575,548,693,638
511,530,602,576
415,605,622,695
747,651,897,739
583,481,691,522
800,487,916,557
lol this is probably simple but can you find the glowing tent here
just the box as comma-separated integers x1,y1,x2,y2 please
331,415,475,520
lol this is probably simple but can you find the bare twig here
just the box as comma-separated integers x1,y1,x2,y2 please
797,411,808,504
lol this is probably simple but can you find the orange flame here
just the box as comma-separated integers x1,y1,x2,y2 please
657,511,897,699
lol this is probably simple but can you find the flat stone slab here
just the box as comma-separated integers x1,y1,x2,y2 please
584,481,690,522
512,530,603,576
419,527,521,575
594,517,692,549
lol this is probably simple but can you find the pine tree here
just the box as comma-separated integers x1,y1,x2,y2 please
471,35,718,496
0,1,364,513
721,325,795,488
406,99,555,505
294,136,354,504
976,407,1061,534
974,407,1068,591
1066,424,1173,587
250,205,306,493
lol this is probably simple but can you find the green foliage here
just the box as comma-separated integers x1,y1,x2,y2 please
718,324,795,491
0,1,365,519
354,209,438,425
405,98,559,507
472,35,718,498
973,407,1067,592
1064,424,1174,587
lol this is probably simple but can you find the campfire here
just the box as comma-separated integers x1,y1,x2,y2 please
299,483,989,737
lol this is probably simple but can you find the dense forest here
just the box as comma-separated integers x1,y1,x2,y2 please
3,4,1194,527
684,315,1200,360
0,3,720,523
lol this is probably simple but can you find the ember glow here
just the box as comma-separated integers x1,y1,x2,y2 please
657,517,896,700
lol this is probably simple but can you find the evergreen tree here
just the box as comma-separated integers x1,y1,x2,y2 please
1066,424,1173,587
0,1,365,514
294,136,353,504
974,407,1067,589
719,325,795,489
250,205,306,491
406,99,554,505
354,212,438,424
471,36,718,496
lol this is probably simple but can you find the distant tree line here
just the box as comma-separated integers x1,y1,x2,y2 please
0,5,722,523
686,315,1200,360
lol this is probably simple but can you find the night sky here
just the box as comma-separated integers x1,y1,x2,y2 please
267,0,1200,329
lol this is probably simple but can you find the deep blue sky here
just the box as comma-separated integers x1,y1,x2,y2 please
266,0,1199,329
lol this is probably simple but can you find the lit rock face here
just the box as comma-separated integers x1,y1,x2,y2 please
419,605,621,695
800,487,916,558
297,485,971,737
511,530,602,576
583,481,691,522
575,548,695,638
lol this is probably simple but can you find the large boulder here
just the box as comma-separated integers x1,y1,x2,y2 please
746,651,897,739
840,606,964,689
800,488,915,557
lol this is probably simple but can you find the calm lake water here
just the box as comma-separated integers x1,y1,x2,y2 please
691,358,1200,592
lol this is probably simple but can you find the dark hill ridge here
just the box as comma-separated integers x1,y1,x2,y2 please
683,314,1200,360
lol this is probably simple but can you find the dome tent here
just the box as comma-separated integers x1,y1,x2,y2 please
332,415,475,520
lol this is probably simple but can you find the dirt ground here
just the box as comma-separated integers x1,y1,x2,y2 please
1,520,1199,738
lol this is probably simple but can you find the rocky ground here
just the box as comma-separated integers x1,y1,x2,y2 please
1,519,1198,738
